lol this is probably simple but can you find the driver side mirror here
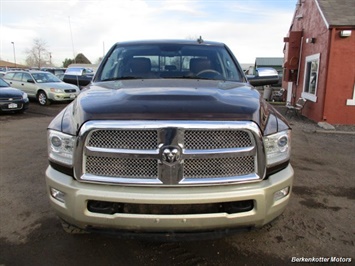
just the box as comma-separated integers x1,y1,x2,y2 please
246,67,279,87
27,79,35,83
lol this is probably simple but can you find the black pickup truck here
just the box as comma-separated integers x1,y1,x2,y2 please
62,67,94,88
46,39,293,238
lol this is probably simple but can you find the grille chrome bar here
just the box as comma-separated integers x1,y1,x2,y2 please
85,146,160,158
183,146,255,158
74,120,266,186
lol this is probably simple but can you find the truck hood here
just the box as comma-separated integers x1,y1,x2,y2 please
51,79,288,135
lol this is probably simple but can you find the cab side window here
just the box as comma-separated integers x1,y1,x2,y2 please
22,73,33,83
3,72,15,80
13,73,23,81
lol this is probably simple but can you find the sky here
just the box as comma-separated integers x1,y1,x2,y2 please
0,0,297,66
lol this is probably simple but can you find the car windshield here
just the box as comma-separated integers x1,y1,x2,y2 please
97,43,243,82
0,78,10,87
32,72,61,83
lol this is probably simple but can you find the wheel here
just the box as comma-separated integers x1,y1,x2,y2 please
196,69,223,79
60,219,88,234
37,91,51,106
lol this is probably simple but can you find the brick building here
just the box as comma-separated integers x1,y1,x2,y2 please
283,0,355,124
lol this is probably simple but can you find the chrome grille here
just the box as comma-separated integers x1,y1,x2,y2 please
88,130,158,149
64,89,76,93
0,97,22,101
184,129,252,149
76,121,265,186
86,156,158,178
184,156,255,178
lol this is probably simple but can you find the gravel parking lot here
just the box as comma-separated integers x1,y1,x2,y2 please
0,101,354,265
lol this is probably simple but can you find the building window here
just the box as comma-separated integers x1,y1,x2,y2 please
302,53,320,102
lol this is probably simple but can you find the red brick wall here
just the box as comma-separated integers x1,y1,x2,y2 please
323,29,355,124
284,0,355,124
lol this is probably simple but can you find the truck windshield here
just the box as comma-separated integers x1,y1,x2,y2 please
97,43,243,82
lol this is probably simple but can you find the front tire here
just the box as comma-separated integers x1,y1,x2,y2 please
37,91,51,106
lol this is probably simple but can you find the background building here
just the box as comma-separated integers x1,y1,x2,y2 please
283,0,355,124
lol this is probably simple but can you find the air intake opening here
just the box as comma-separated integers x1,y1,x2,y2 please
87,200,254,215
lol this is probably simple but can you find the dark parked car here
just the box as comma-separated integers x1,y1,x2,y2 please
62,67,94,88
0,78,29,113
41,67,67,78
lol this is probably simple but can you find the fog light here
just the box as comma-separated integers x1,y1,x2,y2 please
50,187,65,203
274,186,290,201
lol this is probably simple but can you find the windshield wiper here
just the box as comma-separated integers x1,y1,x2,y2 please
101,76,142,81
171,75,225,81
164,75,200,80
101,76,225,82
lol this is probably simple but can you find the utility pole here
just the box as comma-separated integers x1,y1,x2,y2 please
11,42,16,68
68,16,76,63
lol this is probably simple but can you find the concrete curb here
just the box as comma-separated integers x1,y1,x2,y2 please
303,129,355,135
317,121,336,130
315,130,355,135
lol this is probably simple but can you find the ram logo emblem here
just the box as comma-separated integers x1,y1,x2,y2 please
161,147,181,165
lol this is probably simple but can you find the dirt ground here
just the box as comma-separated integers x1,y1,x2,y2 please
0,102,354,266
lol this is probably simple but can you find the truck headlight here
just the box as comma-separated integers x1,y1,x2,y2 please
48,130,75,166
264,130,291,167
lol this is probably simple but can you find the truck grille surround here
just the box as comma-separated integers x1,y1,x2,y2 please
74,121,266,186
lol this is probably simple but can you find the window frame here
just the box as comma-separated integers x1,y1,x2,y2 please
301,53,320,102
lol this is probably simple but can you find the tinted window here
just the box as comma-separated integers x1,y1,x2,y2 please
97,43,242,82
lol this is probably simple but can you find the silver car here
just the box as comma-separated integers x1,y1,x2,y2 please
3,70,80,105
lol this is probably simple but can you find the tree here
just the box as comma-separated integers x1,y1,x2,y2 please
62,53,91,68
75,53,91,64
62,58,74,68
25,38,51,68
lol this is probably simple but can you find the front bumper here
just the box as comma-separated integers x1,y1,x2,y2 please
46,164,294,233
49,92,78,102
0,98,29,112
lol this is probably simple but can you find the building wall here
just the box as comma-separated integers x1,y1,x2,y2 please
284,0,355,124
285,0,329,122
323,28,355,124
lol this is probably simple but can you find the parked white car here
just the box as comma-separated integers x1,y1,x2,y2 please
3,70,80,105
